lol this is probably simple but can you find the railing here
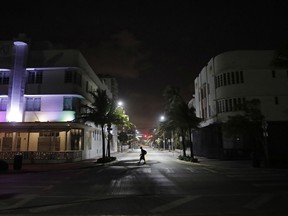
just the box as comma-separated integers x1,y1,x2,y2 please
0,151,82,163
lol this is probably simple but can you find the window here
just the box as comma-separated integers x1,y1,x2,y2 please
64,97,79,111
236,71,240,83
220,74,223,86
237,98,242,106
231,72,235,84
63,97,80,111
65,70,82,86
28,71,43,84
0,98,7,111
228,99,233,112
240,71,244,83
39,132,59,137
77,74,82,87
227,73,230,85
217,98,246,113
0,72,9,84
63,97,73,110
203,86,206,99
5,132,13,137
65,70,73,83
25,98,41,111
233,98,237,110
201,88,204,100
223,73,227,86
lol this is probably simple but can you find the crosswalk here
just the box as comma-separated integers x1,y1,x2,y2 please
127,165,212,174
126,164,288,190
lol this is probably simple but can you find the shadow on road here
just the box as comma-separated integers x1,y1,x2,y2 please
113,159,160,167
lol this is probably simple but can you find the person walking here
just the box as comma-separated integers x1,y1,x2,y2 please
138,146,147,165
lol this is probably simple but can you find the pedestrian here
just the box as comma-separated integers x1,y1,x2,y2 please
138,146,147,165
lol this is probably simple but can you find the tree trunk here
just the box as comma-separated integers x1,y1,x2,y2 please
101,125,106,158
181,129,186,157
107,124,112,157
189,128,194,159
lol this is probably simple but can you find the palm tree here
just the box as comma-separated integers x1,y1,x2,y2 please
105,103,134,157
167,99,201,159
162,85,201,159
76,89,133,159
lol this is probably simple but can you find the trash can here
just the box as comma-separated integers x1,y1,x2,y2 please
13,154,23,170
0,160,9,171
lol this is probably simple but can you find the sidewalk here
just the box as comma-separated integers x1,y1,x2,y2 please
3,159,98,174
165,149,253,169
1,151,129,174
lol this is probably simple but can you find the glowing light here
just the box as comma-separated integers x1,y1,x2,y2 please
0,113,6,121
13,41,27,46
6,41,28,123
61,112,76,122
7,108,22,122
27,111,76,122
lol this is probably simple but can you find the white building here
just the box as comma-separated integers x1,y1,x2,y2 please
193,50,288,164
0,37,118,163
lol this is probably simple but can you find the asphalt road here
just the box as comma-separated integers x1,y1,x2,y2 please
1,147,288,215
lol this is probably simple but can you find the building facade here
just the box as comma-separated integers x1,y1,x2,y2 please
0,37,118,163
193,50,288,166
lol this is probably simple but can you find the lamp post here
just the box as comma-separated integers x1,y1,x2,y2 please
117,100,124,152
159,115,166,150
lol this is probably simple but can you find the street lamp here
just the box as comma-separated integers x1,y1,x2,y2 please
159,115,166,150
117,101,123,107
159,115,174,152
116,100,125,152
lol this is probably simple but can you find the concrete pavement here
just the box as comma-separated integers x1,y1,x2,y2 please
0,148,255,174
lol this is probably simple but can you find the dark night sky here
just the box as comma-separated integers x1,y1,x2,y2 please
2,0,288,133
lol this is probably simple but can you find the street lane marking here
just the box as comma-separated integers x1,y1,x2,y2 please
150,195,199,213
